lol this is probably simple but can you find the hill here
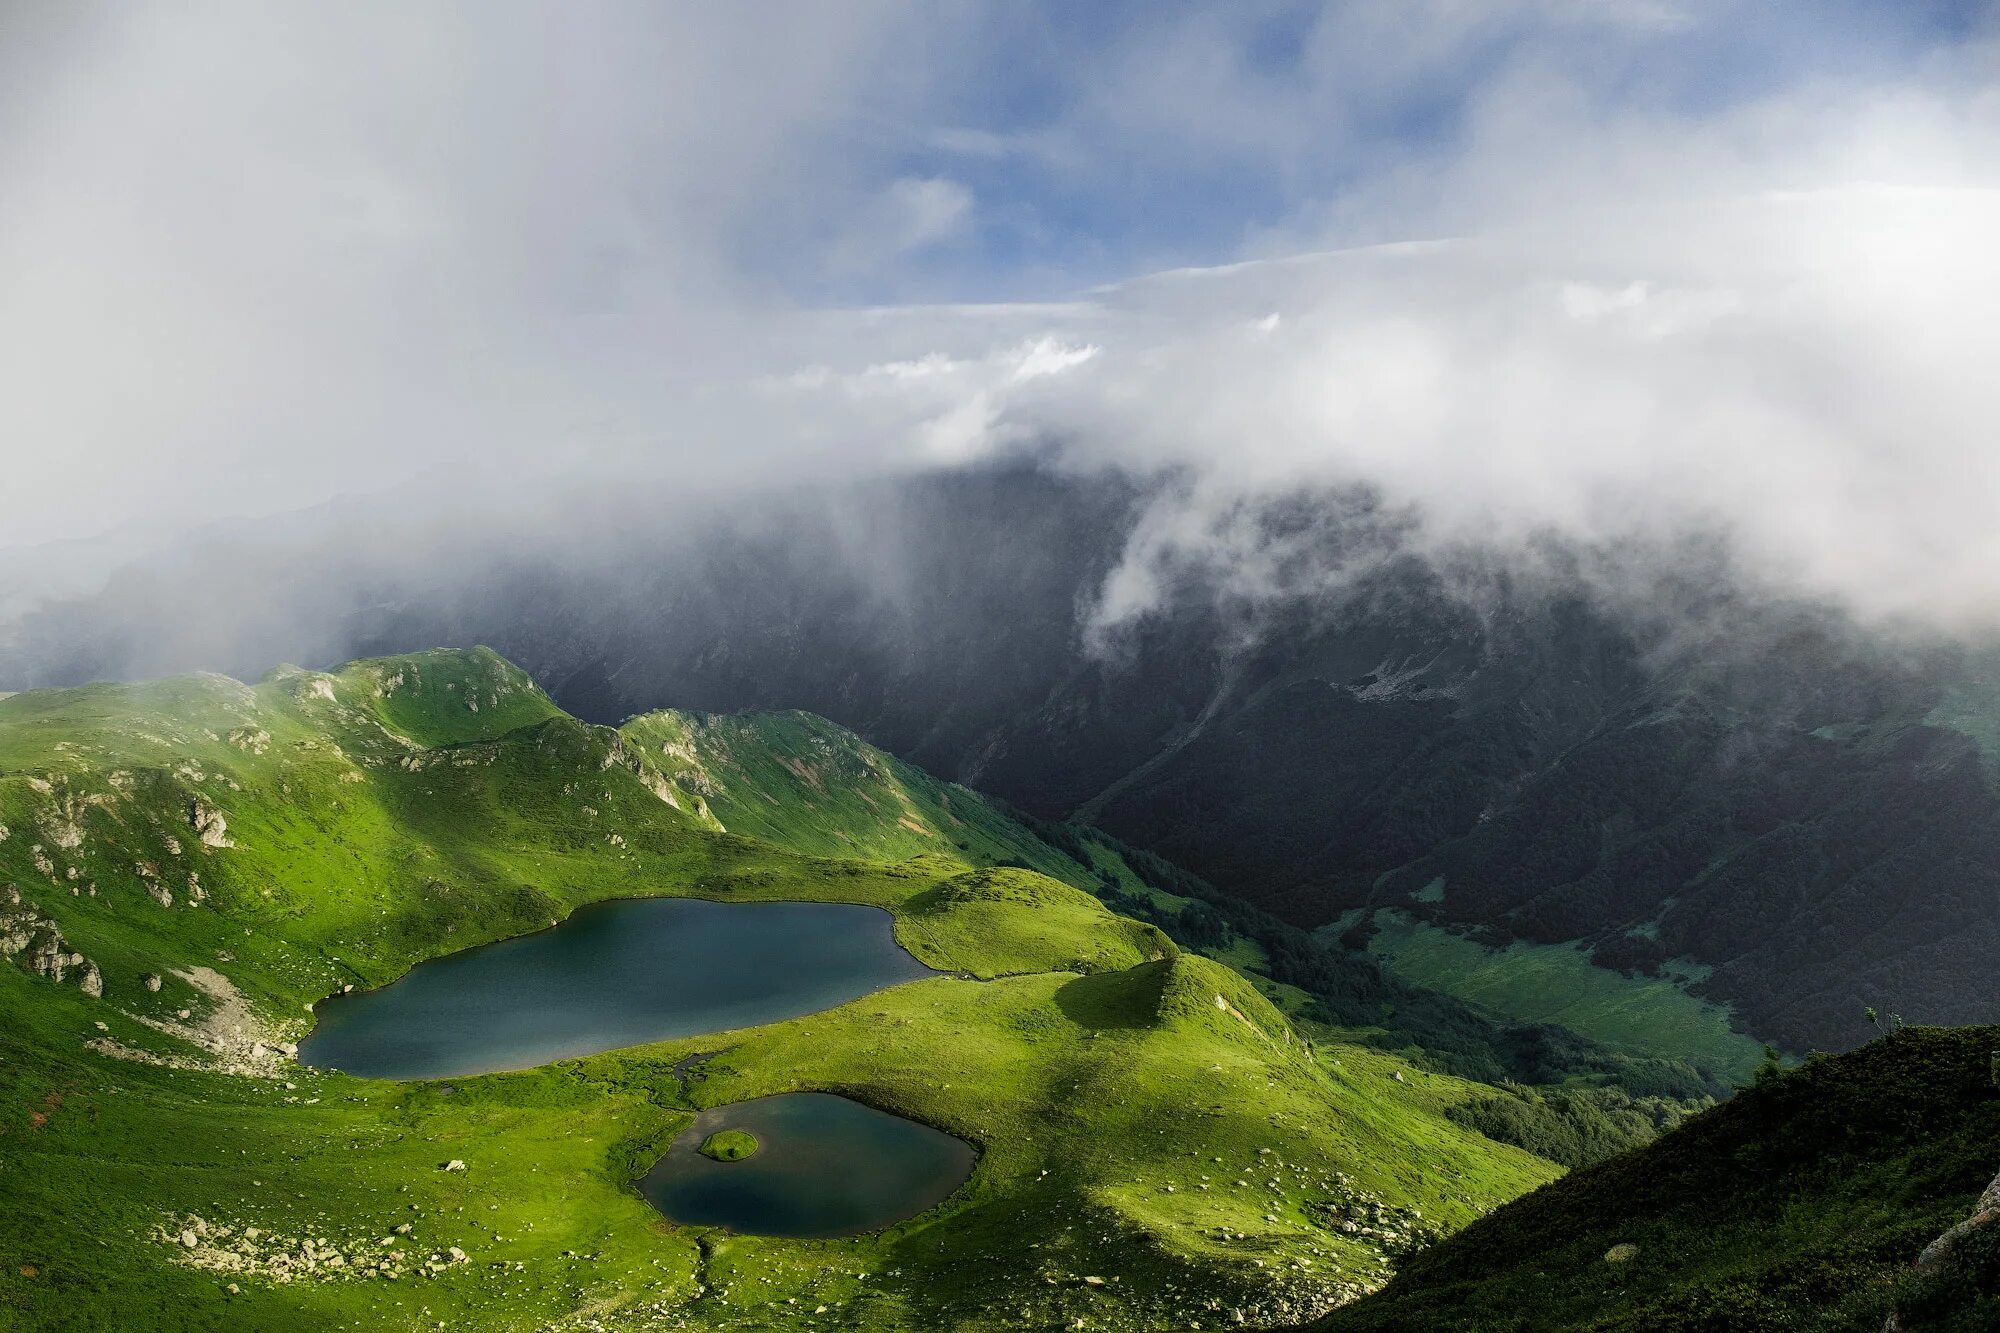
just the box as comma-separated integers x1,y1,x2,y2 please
1311,1025,2000,1332
0,647,1558,1331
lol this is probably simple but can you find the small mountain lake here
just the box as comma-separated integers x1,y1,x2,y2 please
297,898,934,1079
641,1093,976,1237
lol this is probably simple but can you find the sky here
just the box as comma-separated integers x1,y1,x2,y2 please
3,1,1998,634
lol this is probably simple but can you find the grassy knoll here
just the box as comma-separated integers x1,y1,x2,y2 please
0,648,1555,1331
1354,910,1765,1084
698,1131,758,1162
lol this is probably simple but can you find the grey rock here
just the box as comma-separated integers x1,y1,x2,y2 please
188,799,233,849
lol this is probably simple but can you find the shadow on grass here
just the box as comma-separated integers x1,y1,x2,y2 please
1055,961,1169,1031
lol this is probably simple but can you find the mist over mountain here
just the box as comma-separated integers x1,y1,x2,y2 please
6,458,1997,1056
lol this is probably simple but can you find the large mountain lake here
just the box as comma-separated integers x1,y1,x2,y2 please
297,898,935,1079
641,1093,977,1237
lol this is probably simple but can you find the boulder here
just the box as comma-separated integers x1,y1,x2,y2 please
188,799,233,850
1914,1171,2000,1274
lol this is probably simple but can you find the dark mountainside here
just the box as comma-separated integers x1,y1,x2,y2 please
5,464,1999,1055
1309,1025,2000,1332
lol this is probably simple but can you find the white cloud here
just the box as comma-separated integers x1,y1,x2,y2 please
5,1,1999,651
757,73,2000,638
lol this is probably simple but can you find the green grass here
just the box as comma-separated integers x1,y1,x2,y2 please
698,1130,759,1162
618,709,1089,883
0,648,1557,1331
1355,911,1765,1084
1318,1026,2000,1331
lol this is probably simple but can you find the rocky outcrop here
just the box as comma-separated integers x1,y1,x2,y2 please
189,798,233,849
0,887,103,997
1916,1172,2000,1273
1884,1168,2000,1331
226,728,270,755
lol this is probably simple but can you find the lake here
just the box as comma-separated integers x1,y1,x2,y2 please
640,1092,977,1237
297,898,934,1079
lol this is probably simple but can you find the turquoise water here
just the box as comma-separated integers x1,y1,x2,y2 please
297,898,933,1079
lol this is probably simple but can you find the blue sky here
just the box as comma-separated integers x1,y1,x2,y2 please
743,1,1998,303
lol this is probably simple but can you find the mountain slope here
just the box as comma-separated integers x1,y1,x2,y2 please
616,707,1082,879
10,467,1987,1056
0,647,1557,1331
612,704,1732,1099
1311,1025,2000,1332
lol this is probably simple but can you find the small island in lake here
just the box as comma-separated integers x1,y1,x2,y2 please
698,1129,760,1162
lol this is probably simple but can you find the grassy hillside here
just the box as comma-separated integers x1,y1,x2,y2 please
1312,1025,2000,1332
0,648,1557,1331
1349,909,1765,1084
617,708,1084,881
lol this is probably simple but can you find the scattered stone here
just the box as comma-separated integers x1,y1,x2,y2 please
1604,1243,1639,1264
443,1160,466,1172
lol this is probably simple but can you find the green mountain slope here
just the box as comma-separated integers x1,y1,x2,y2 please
617,707,1083,879
1311,1026,2000,1332
0,648,1556,1331
1347,908,1766,1084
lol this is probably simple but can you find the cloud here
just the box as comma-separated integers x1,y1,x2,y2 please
766,52,2000,638
4,0,1999,656
0,1,932,547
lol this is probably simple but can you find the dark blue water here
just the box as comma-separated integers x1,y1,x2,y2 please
641,1093,976,1237
297,898,934,1079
